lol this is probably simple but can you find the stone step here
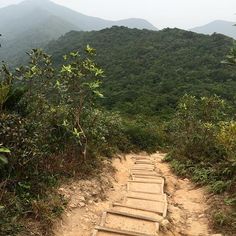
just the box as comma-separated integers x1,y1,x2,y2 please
97,211,159,235
126,192,167,202
135,160,153,164
134,164,154,167
93,226,157,236
133,165,155,169
123,197,167,217
131,174,163,180
131,175,164,181
128,178,164,184
127,181,164,194
113,202,165,217
130,171,160,176
112,205,164,222
131,167,155,171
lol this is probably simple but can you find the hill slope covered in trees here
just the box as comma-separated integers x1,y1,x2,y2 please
47,27,236,119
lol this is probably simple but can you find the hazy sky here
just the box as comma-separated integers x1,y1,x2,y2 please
0,0,235,29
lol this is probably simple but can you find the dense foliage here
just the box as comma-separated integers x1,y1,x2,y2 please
47,26,236,119
0,47,144,235
165,95,236,233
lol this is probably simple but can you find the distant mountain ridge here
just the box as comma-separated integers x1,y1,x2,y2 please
191,20,236,39
0,0,157,64
0,0,157,32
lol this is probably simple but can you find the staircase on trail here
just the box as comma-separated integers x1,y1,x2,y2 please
92,155,168,236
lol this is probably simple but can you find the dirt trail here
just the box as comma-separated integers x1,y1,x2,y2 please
54,156,133,236
153,152,213,236
54,152,218,236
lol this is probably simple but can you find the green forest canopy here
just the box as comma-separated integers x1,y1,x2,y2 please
46,26,236,119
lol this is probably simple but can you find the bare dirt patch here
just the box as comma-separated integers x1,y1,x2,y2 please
152,152,220,236
53,155,133,236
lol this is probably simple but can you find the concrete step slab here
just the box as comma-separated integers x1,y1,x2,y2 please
127,182,164,194
126,192,167,202
129,179,164,184
130,171,161,177
124,197,167,217
131,167,154,171
131,176,164,183
100,211,159,235
112,205,164,222
94,226,156,236
131,174,163,179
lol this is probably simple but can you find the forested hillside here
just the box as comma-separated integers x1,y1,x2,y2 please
47,27,236,119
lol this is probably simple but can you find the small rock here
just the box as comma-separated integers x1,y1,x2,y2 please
199,214,205,218
91,191,98,196
160,219,171,231
79,196,86,202
79,202,86,207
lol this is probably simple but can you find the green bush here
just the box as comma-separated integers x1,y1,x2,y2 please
0,48,134,235
167,94,236,233
123,117,166,153
82,109,131,157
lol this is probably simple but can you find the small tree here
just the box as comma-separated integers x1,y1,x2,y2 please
222,44,236,66
1,46,104,162
0,65,14,111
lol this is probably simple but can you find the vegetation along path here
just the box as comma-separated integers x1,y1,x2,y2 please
54,153,221,236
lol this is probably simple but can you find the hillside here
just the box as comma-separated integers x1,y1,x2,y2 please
191,20,236,39
0,0,157,64
1,19,236,236
0,14,79,66
46,27,236,119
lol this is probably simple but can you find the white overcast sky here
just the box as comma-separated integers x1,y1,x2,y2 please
0,0,235,29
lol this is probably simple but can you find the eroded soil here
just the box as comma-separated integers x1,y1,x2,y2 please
53,155,133,236
54,152,219,236
153,152,214,236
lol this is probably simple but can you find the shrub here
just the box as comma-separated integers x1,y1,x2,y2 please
167,94,236,233
123,117,166,153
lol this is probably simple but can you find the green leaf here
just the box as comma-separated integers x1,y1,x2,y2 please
61,65,72,73
95,68,104,77
94,90,104,98
0,147,10,153
70,51,79,57
18,182,31,190
85,45,96,55
0,155,8,164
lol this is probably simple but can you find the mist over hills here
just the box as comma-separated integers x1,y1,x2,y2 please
191,20,236,39
0,0,157,64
